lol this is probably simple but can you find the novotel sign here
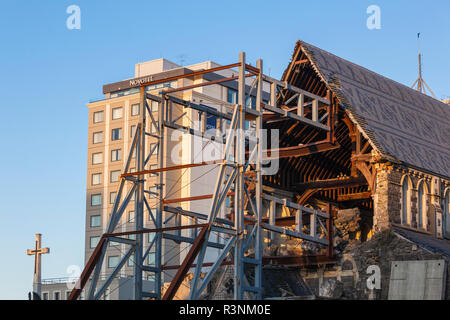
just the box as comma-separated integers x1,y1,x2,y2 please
102,68,192,94
129,76,154,87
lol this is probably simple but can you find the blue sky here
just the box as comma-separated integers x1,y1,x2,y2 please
0,0,448,299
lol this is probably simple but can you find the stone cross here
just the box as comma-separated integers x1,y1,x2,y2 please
27,233,50,299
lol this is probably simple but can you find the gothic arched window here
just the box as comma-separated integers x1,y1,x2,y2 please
401,176,412,225
417,181,428,230
444,189,450,237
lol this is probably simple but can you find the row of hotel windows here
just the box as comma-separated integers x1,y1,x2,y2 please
93,104,140,124
91,143,158,165
91,165,157,186
92,124,159,145
92,149,122,165
92,89,257,138
92,101,159,124
99,253,155,270
90,186,158,206
88,235,156,270
93,88,256,127
89,210,141,228
42,291,72,300
227,88,259,107
89,233,155,249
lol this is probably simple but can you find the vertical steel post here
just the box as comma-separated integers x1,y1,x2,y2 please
234,52,246,300
254,59,263,299
155,94,165,299
134,86,146,300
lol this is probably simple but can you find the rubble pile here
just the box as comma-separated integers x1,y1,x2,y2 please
334,208,362,252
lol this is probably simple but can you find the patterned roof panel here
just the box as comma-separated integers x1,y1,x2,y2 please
286,41,450,178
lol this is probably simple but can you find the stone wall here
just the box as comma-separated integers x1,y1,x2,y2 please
373,163,448,238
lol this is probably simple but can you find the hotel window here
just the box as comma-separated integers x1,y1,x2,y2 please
112,107,123,120
108,256,119,268
206,114,217,134
93,111,104,123
151,121,159,133
90,236,100,249
91,194,102,206
148,252,155,265
245,96,256,109
131,103,140,116
148,233,155,243
54,292,60,300
149,164,157,177
93,131,103,144
130,125,137,138
110,170,121,183
109,241,119,247
150,143,158,156
128,211,135,223
92,152,102,165
151,101,159,112
66,291,71,300
147,274,155,281
90,215,101,228
91,173,102,186
227,88,237,104
110,191,117,204
104,288,111,300
42,292,49,300
111,128,122,141
149,186,158,199
111,149,122,162
128,254,135,267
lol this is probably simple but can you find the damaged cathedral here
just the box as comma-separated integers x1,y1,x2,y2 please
201,40,450,300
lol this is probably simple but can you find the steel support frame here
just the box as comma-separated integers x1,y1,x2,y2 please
184,53,264,300
73,52,333,301
70,89,167,300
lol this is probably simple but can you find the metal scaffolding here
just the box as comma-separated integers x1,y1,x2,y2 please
69,52,334,301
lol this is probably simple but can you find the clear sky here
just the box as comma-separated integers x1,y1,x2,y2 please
0,0,448,299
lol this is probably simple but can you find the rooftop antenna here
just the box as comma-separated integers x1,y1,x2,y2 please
411,33,437,99
178,54,186,66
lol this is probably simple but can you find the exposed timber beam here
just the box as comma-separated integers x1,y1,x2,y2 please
263,141,340,160
294,175,367,191
337,192,372,202
351,153,373,162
